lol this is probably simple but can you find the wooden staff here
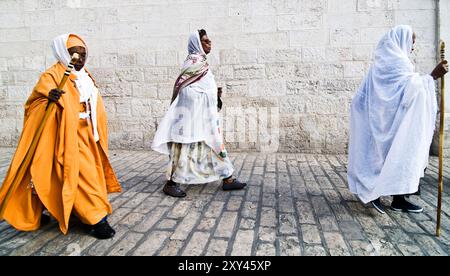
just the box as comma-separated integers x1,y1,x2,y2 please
0,53,79,218
437,41,446,237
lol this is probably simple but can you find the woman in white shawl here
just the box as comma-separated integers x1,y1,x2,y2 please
348,25,448,214
152,29,246,197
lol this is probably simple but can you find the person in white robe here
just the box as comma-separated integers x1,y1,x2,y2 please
152,29,247,197
348,25,448,214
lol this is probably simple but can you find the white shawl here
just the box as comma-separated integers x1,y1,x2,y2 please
348,25,438,203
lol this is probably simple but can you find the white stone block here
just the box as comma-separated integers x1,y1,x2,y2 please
100,82,133,98
330,28,360,45
144,67,168,82
156,51,178,66
0,58,7,71
214,65,234,81
0,118,18,132
266,64,297,80
6,85,30,101
38,0,62,10
91,68,117,84
357,11,395,27
24,0,39,11
244,16,277,33
395,10,435,29
116,68,144,82
239,49,258,64
98,7,120,24
220,49,258,65
290,30,328,47
0,12,24,28
189,17,243,34
7,57,24,70
328,0,357,13
132,83,157,99
319,63,346,79
326,47,353,61
394,0,435,10
302,0,328,12
413,44,437,59
343,61,366,78
237,33,289,49
24,10,55,27
151,100,171,117
225,80,250,97
272,0,302,15
0,72,15,86
281,96,306,113
258,49,302,63
157,83,173,100
102,23,141,39
23,56,46,71
137,51,156,66
167,66,181,80
357,0,389,11
353,45,374,61
131,98,152,117
253,80,287,97
0,28,29,42
360,27,389,43
302,47,326,62
14,70,40,85
0,0,22,12
100,54,118,68
287,80,320,95
115,100,132,116
220,49,239,65
232,0,276,16
278,13,323,31
118,54,137,67
117,5,145,22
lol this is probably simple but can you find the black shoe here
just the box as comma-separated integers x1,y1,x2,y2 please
222,178,247,191
163,181,186,198
370,198,386,214
86,219,116,240
391,196,423,213
40,213,51,225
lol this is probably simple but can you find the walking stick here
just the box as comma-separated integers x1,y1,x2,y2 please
436,41,446,237
0,53,79,218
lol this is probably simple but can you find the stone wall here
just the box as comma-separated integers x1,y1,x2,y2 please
0,0,444,154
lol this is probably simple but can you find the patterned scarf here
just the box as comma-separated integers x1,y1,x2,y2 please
171,53,209,104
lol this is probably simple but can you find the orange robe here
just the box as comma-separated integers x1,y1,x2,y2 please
0,62,122,234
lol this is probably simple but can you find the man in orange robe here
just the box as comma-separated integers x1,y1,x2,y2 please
0,34,121,239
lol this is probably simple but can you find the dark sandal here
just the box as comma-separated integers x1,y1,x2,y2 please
163,181,187,198
222,178,247,191
85,219,116,240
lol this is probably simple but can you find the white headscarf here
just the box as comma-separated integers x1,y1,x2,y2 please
51,33,100,142
372,25,415,87
51,34,87,68
348,25,437,203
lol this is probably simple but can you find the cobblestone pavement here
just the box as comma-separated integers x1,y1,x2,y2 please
0,148,449,256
